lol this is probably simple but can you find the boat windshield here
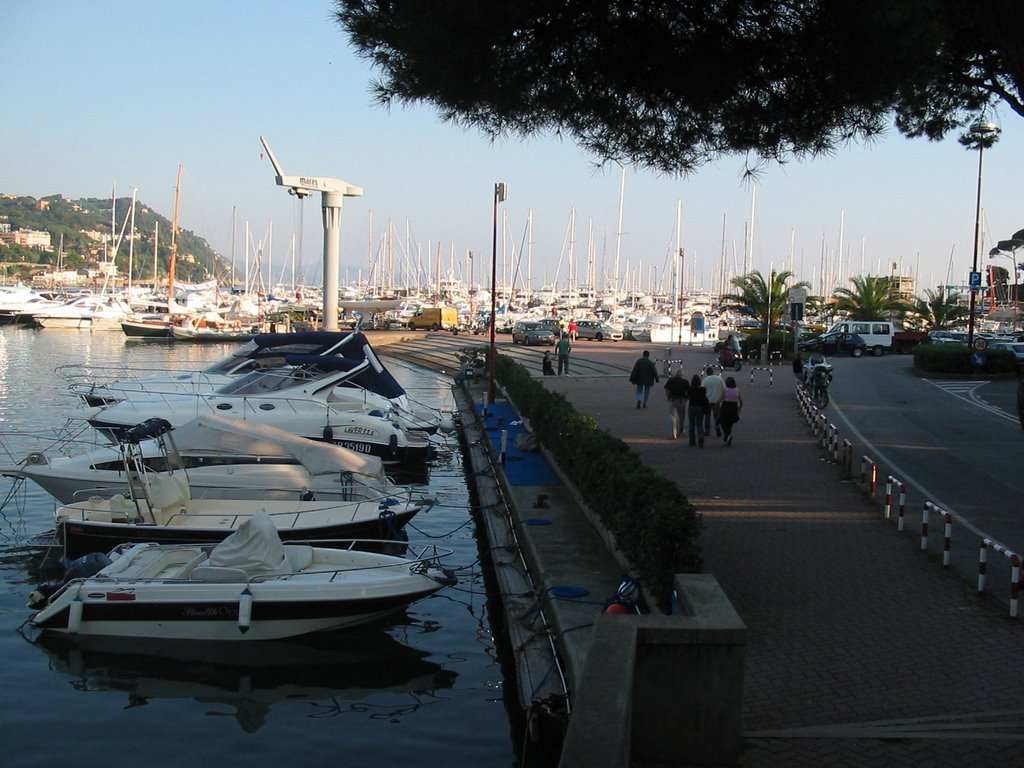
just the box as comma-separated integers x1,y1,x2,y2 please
202,340,353,375
216,367,318,396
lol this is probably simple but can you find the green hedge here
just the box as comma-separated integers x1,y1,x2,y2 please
912,344,1019,374
494,353,703,611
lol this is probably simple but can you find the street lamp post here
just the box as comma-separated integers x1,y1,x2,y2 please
962,120,1000,349
488,182,507,411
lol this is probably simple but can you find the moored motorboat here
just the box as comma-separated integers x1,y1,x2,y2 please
0,414,410,505
120,314,173,338
63,330,451,436
77,355,437,460
33,294,134,330
28,511,456,641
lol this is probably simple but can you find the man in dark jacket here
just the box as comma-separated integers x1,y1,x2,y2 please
629,349,660,409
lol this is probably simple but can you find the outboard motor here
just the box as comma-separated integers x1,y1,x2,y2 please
28,552,113,608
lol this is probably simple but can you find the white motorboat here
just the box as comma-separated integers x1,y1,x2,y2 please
32,416,428,559
0,292,67,326
28,511,456,641
64,330,450,435
32,294,134,330
0,413,413,505
78,361,434,461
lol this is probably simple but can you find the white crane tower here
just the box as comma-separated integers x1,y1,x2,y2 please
259,136,363,331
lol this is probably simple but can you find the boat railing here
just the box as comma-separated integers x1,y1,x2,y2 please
58,540,453,586
55,362,210,391
157,496,417,527
0,421,111,465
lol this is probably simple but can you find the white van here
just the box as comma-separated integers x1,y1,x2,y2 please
825,320,894,356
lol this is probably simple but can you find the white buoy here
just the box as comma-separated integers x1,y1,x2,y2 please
68,595,84,634
238,587,253,634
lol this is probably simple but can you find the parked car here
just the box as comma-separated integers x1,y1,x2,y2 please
799,331,868,357
511,321,556,346
988,342,1024,364
927,330,968,345
575,320,622,341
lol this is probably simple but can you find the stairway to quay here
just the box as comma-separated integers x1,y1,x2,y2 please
369,329,1024,768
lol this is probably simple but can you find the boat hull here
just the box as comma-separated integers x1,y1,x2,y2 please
30,540,453,641
31,591,436,641
121,320,172,338
59,504,420,560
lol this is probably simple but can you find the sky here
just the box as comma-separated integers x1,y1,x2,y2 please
4,1,1023,300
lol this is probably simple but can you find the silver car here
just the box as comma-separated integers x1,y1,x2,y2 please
512,321,556,346
575,320,622,341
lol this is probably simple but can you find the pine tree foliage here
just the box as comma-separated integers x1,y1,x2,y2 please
334,1,1024,174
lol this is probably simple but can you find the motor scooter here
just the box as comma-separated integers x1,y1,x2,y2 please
718,344,742,371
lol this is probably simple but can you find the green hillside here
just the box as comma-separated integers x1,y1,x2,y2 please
0,194,226,284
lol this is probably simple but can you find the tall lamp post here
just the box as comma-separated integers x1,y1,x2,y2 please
961,120,1000,349
488,182,507,410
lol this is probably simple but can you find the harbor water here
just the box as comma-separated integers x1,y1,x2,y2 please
0,327,519,767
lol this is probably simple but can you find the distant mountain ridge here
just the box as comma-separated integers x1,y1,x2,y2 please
0,193,223,283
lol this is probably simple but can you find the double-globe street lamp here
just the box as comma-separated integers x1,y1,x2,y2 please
961,119,1001,349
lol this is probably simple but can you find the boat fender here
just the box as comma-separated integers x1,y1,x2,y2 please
68,593,84,634
238,587,253,634
389,434,399,455
322,425,334,442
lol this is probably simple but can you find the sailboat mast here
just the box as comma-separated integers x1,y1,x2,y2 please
152,221,159,290
169,165,183,307
614,166,625,298
127,188,137,293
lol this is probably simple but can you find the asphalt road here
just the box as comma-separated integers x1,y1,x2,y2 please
825,353,1024,557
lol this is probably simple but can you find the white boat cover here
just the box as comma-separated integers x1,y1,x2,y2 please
169,413,387,483
207,509,287,574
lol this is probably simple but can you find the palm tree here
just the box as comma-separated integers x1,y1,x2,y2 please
906,287,969,331
831,275,909,320
722,270,809,333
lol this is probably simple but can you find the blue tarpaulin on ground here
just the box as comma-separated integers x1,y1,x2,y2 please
480,402,562,486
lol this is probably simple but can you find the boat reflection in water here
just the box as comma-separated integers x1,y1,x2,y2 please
27,621,458,733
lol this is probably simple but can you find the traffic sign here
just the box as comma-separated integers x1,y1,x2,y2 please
971,350,986,368
973,337,988,351
969,271,982,288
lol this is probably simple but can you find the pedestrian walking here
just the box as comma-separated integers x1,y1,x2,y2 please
664,368,690,439
555,333,572,375
687,374,709,447
720,375,743,446
701,365,726,437
568,317,578,342
629,350,660,409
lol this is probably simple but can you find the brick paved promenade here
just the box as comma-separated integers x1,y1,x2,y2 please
538,340,1024,766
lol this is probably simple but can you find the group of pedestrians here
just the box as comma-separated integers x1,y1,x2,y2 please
542,346,745,445
652,356,743,447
